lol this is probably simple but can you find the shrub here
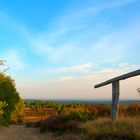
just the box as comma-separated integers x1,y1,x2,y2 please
11,99,25,123
39,115,80,133
119,104,128,116
40,115,69,132
69,110,96,121
95,105,111,117
127,103,140,116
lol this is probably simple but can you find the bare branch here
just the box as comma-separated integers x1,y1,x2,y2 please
0,60,6,66
3,67,10,73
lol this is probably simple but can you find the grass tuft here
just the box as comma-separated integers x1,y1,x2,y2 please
80,117,140,140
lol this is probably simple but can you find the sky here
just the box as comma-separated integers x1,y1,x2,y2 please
0,0,140,100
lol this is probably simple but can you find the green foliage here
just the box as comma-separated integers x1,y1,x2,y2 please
46,101,62,109
34,100,44,111
0,73,20,121
0,101,7,119
45,101,66,114
11,99,25,123
69,109,96,121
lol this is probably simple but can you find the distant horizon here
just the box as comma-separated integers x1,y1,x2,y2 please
24,98,140,101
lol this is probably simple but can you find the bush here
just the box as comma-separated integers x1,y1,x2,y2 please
11,99,25,123
40,115,69,132
127,103,140,116
69,110,96,121
27,114,80,133
39,109,96,133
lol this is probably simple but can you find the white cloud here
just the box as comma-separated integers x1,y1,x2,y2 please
97,63,140,76
58,63,93,73
31,37,84,63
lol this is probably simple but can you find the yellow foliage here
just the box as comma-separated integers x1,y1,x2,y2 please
11,99,25,123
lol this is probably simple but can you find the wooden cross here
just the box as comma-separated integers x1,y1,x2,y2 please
94,69,140,122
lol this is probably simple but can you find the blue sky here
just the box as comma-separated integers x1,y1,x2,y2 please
0,0,140,99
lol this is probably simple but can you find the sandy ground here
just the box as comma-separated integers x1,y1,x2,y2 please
0,125,81,140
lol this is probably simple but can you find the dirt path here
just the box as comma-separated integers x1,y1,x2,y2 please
0,125,81,140
0,125,54,140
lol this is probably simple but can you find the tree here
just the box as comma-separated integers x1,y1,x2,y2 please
11,99,25,123
0,73,20,121
0,60,20,121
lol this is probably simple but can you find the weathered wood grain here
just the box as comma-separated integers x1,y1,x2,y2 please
112,81,120,122
95,69,140,88
94,69,140,122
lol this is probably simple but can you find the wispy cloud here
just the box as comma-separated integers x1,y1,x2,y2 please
1,49,28,71
0,11,33,73
51,0,137,31
87,0,137,14
58,63,93,73
32,16,140,67
98,63,140,76
30,0,140,68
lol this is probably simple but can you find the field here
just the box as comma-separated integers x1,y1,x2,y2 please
1,100,140,140
22,101,140,140
24,101,140,122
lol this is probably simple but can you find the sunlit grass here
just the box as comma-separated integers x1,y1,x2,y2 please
80,117,140,140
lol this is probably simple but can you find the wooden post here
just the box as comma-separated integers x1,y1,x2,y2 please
94,69,140,122
112,81,120,122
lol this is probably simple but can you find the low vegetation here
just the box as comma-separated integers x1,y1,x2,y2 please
80,117,140,140
24,100,140,140
24,101,140,122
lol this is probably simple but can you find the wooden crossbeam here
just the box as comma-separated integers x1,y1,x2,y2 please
94,69,140,122
95,69,140,88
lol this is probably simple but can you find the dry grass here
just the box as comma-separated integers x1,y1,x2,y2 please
80,117,140,140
